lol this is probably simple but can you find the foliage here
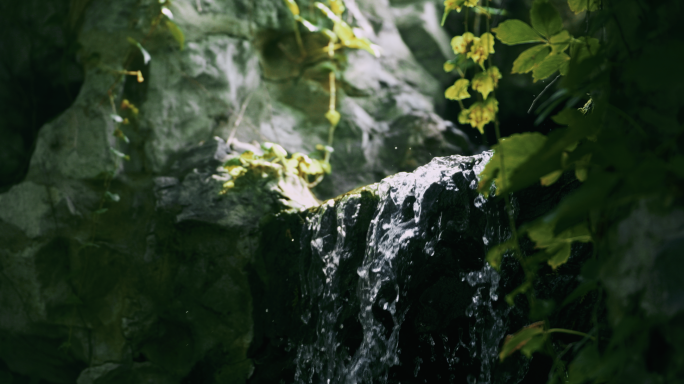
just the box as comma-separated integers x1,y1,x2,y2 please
443,0,684,381
220,142,332,192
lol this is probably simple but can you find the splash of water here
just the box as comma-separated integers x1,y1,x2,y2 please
294,153,527,383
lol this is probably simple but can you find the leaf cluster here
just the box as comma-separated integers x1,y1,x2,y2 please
220,142,332,193
466,0,684,381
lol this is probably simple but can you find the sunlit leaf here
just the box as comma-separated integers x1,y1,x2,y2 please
471,66,501,99
533,52,570,81
567,0,600,14
492,20,545,45
512,44,550,74
284,0,300,15
530,0,563,39
109,147,130,161
445,78,471,100
110,114,123,123
451,32,476,55
105,191,120,202
113,128,130,143
500,321,545,361
127,37,151,65
329,0,345,15
467,32,495,69
321,161,332,174
507,107,603,193
161,6,173,19
325,109,341,126
467,97,498,134
549,30,571,54
165,20,185,50
478,132,547,196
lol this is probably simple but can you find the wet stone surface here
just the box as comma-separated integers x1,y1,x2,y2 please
250,154,594,384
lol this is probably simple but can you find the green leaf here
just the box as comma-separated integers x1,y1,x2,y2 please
109,147,130,161
567,0,600,14
478,132,547,196
110,114,123,123
499,321,545,361
530,0,563,39
526,219,591,249
492,20,545,45
485,238,516,271
512,45,550,74
94,208,108,215
161,6,173,19
569,36,600,63
505,281,532,306
520,334,546,357
165,20,185,50
105,191,120,202
533,52,570,81
549,30,571,54
540,170,562,186
546,242,572,269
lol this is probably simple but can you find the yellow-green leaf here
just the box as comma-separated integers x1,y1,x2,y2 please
165,20,185,50
546,242,572,269
471,66,502,99
445,78,471,100
530,0,563,39
478,132,547,196
492,19,545,45
570,36,600,63
540,169,562,186
500,322,545,361
511,44,550,74
549,30,571,55
526,220,591,249
567,0,600,14
485,238,516,271
532,52,570,81
325,109,341,126
520,334,546,358
284,0,300,15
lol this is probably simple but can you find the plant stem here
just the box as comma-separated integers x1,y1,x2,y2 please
546,328,596,341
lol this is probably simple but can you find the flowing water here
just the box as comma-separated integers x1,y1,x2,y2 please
292,153,529,384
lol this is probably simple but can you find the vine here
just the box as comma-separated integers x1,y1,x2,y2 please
221,0,380,193
443,0,683,381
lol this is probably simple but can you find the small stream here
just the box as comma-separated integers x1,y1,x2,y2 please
287,153,531,384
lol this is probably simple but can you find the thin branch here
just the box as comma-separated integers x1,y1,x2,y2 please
227,91,255,147
528,74,560,114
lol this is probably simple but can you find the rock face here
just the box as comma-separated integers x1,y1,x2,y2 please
0,0,472,381
249,154,597,384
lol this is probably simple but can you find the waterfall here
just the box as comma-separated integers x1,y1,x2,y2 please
291,153,530,384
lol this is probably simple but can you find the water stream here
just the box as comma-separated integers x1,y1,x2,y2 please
291,153,530,384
